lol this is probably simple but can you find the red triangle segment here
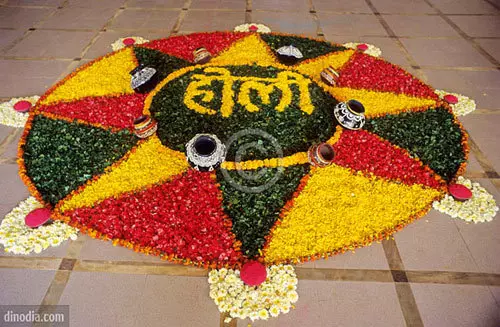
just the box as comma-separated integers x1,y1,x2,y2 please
37,94,147,130
337,52,438,100
332,129,442,189
141,32,250,62
66,170,242,265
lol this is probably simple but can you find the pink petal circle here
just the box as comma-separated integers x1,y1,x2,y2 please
357,43,369,51
25,208,52,228
249,25,258,32
240,261,267,286
449,183,472,201
123,38,136,46
444,94,459,104
13,100,32,113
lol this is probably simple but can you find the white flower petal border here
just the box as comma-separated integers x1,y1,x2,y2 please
234,23,271,33
0,197,78,255
208,264,298,321
342,42,382,57
0,96,39,128
435,90,476,116
433,176,498,223
111,36,150,51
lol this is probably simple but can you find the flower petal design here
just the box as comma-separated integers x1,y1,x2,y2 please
37,94,147,130
141,32,249,62
58,135,190,213
337,52,438,99
209,34,280,67
40,48,137,105
0,197,78,255
326,87,437,118
263,164,442,264
62,170,242,266
332,129,445,189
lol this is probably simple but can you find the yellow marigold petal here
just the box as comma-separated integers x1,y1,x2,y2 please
264,165,441,264
327,87,437,118
210,34,280,67
59,135,189,212
41,48,137,105
294,50,355,78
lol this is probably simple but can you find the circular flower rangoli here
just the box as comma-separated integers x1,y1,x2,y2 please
18,32,469,269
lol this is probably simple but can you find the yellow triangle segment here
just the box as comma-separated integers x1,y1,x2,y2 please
210,34,280,67
41,48,137,105
264,165,441,264
327,87,437,118
59,136,190,212
293,49,355,78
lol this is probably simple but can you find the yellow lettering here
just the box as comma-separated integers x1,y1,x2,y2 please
183,67,314,117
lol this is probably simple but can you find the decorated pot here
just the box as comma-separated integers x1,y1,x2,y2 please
193,47,212,64
186,134,226,171
276,45,303,65
320,66,340,86
133,115,157,139
333,99,366,130
307,143,335,167
130,65,159,93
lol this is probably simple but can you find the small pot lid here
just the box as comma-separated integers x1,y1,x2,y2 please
25,208,52,228
276,45,303,59
444,94,459,104
240,261,267,286
449,183,472,201
122,38,136,46
13,100,32,113
357,43,369,51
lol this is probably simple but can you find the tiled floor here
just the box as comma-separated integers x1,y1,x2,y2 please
0,0,499,326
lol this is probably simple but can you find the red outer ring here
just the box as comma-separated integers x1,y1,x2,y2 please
240,261,267,286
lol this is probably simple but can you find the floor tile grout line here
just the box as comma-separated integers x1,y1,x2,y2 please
0,0,67,56
0,128,22,158
309,0,324,38
483,0,500,11
3,256,499,285
363,0,425,80
37,236,85,314
422,0,500,70
245,0,252,23
381,239,424,327
77,6,125,60
394,283,424,327
171,1,191,35
467,136,500,186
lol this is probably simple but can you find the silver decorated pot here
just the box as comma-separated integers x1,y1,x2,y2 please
333,99,366,130
185,134,226,171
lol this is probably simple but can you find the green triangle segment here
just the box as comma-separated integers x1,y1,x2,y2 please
133,46,192,81
216,164,309,258
259,34,347,62
23,116,138,206
363,107,467,182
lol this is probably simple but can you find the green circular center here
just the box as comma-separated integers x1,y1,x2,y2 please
150,65,339,161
